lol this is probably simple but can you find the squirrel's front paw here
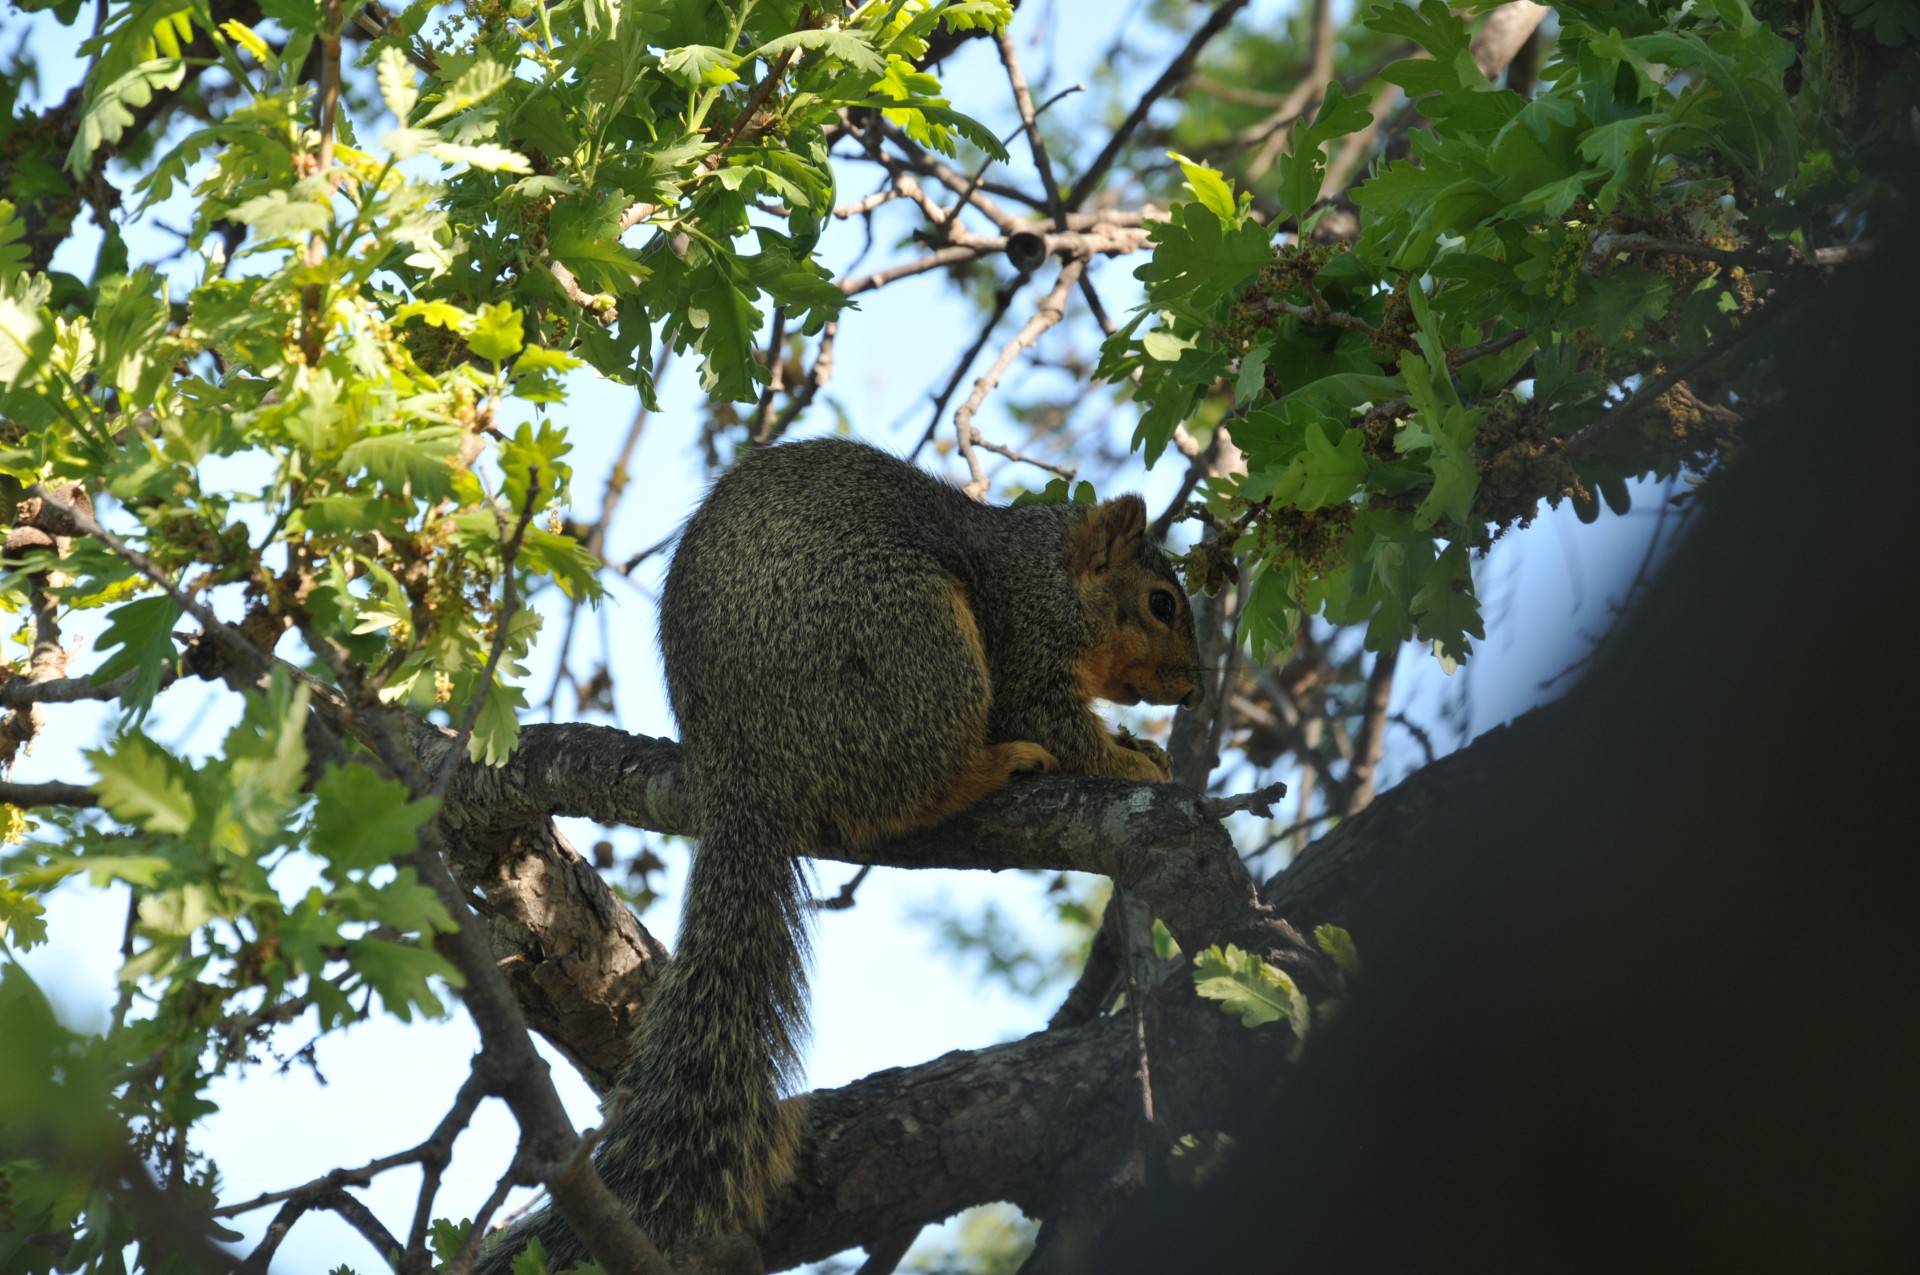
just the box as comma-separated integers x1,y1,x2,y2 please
1110,728,1172,781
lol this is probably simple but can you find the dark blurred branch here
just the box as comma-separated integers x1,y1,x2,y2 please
1068,0,1255,211
1342,644,1400,816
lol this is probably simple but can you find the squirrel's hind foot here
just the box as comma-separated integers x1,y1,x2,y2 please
998,740,1059,775
900,740,1060,831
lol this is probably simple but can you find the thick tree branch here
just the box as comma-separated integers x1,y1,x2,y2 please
0,779,101,808
0,669,156,707
756,973,1268,1270
442,721,1296,972
1470,1,1551,79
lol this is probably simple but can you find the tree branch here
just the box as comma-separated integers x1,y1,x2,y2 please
1068,0,1255,212
0,779,100,808
995,28,1068,227
1342,643,1400,815
954,256,1086,497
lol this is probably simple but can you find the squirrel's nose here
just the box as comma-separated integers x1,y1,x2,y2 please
1178,686,1203,711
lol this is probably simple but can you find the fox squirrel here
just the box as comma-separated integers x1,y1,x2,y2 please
483,437,1201,1268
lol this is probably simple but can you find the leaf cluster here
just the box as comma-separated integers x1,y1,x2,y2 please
1103,0,1877,668
0,0,1010,1258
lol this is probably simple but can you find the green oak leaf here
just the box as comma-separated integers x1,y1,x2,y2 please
90,595,182,718
1133,203,1272,303
87,733,194,836
311,764,438,876
466,302,525,363
1193,943,1309,1031
1278,82,1375,223
658,44,739,88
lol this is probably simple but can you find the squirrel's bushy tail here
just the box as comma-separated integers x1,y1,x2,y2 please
593,796,812,1250
473,802,809,1273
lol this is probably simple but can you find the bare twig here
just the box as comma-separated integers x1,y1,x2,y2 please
996,29,1068,227
1451,326,1531,368
854,1227,922,1275
752,304,789,443
833,184,901,219
909,282,1026,461
619,528,679,575
949,83,1088,234
348,2,434,74
840,244,981,297
1223,44,1415,171
213,1142,444,1220
770,320,838,437
1197,780,1291,820
1148,424,1221,540
617,201,658,233
1240,666,1348,808
967,433,1078,484
841,217,1148,304
705,46,800,160
1077,269,1117,335
446,1154,533,1275
1470,2,1551,80
1389,710,1438,769
297,0,346,360
813,864,873,911
404,1066,493,1261
241,1189,399,1273
953,256,1087,498
869,117,1038,228
1254,805,1339,860
1186,75,1292,108
1068,0,1255,212
322,1191,405,1264
1246,0,1335,182
588,343,674,559
546,258,618,326
29,486,269,681
547,347,671,715
1582,230,1754,277
1250,292,1378,338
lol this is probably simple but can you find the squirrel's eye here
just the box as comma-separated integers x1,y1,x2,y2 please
1148,588,1177,622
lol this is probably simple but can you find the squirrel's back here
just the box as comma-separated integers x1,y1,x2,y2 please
661,438,1115,845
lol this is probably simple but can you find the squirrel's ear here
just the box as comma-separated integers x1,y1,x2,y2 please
1070,494,1148,578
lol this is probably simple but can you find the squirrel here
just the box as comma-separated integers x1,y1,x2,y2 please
482,437,1201,1270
